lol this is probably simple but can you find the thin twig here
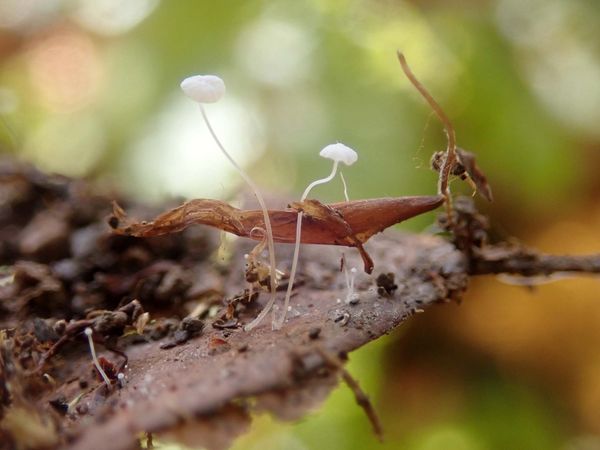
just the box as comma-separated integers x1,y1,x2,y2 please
441,196,600,278
471,247,600,276
396,51,457,221
316,346,384,442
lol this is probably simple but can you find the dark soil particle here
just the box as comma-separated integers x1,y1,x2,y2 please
376,272,398,297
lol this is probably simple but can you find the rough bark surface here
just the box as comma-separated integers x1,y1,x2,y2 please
0,160,468,450
70,234,467,450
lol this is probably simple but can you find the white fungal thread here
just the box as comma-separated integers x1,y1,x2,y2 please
340,171,350,202
180,75,278,332
84,327,111,389
274,143,358,329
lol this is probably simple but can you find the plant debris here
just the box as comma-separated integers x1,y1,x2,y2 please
431,148,493,202
159,317,204,349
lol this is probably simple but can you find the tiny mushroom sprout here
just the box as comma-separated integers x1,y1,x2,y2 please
117,372,126,388
180,74,279,332
345,266,359,305
84,327,112,389
273,142,359,330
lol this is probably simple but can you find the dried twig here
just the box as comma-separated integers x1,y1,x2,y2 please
397,52,457,220
439,196,600,278
471,247,600,276
316,346,384,442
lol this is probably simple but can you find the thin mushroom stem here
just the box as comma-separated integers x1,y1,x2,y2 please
84,328,111,389
198,105,278,332
340,171,350,202
273,160,340,330
396,52,456,216
301,160,340,202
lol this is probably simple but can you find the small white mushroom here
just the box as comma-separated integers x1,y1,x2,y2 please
180,74,279,333
180,75,225,103
84,327,111,389
344,267,359,305
273,142,359,330
319,142,358,167
301,143,358,202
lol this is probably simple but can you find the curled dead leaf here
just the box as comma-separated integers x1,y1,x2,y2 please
109,195,444,274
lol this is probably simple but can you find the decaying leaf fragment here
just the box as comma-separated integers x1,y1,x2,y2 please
431,148,493,202
109,195,444,273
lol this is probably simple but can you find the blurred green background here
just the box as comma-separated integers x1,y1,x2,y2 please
1,1,600,449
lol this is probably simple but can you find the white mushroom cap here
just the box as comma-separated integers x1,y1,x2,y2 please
180,75,225,103
319,143,358,166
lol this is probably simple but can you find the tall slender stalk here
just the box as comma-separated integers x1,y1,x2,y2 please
396,52,456,219
273,161,339,329
198,105,278,332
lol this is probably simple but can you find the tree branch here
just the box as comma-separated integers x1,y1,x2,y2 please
470,246,600,276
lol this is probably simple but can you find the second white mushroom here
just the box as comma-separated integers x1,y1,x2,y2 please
273,142,358,329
